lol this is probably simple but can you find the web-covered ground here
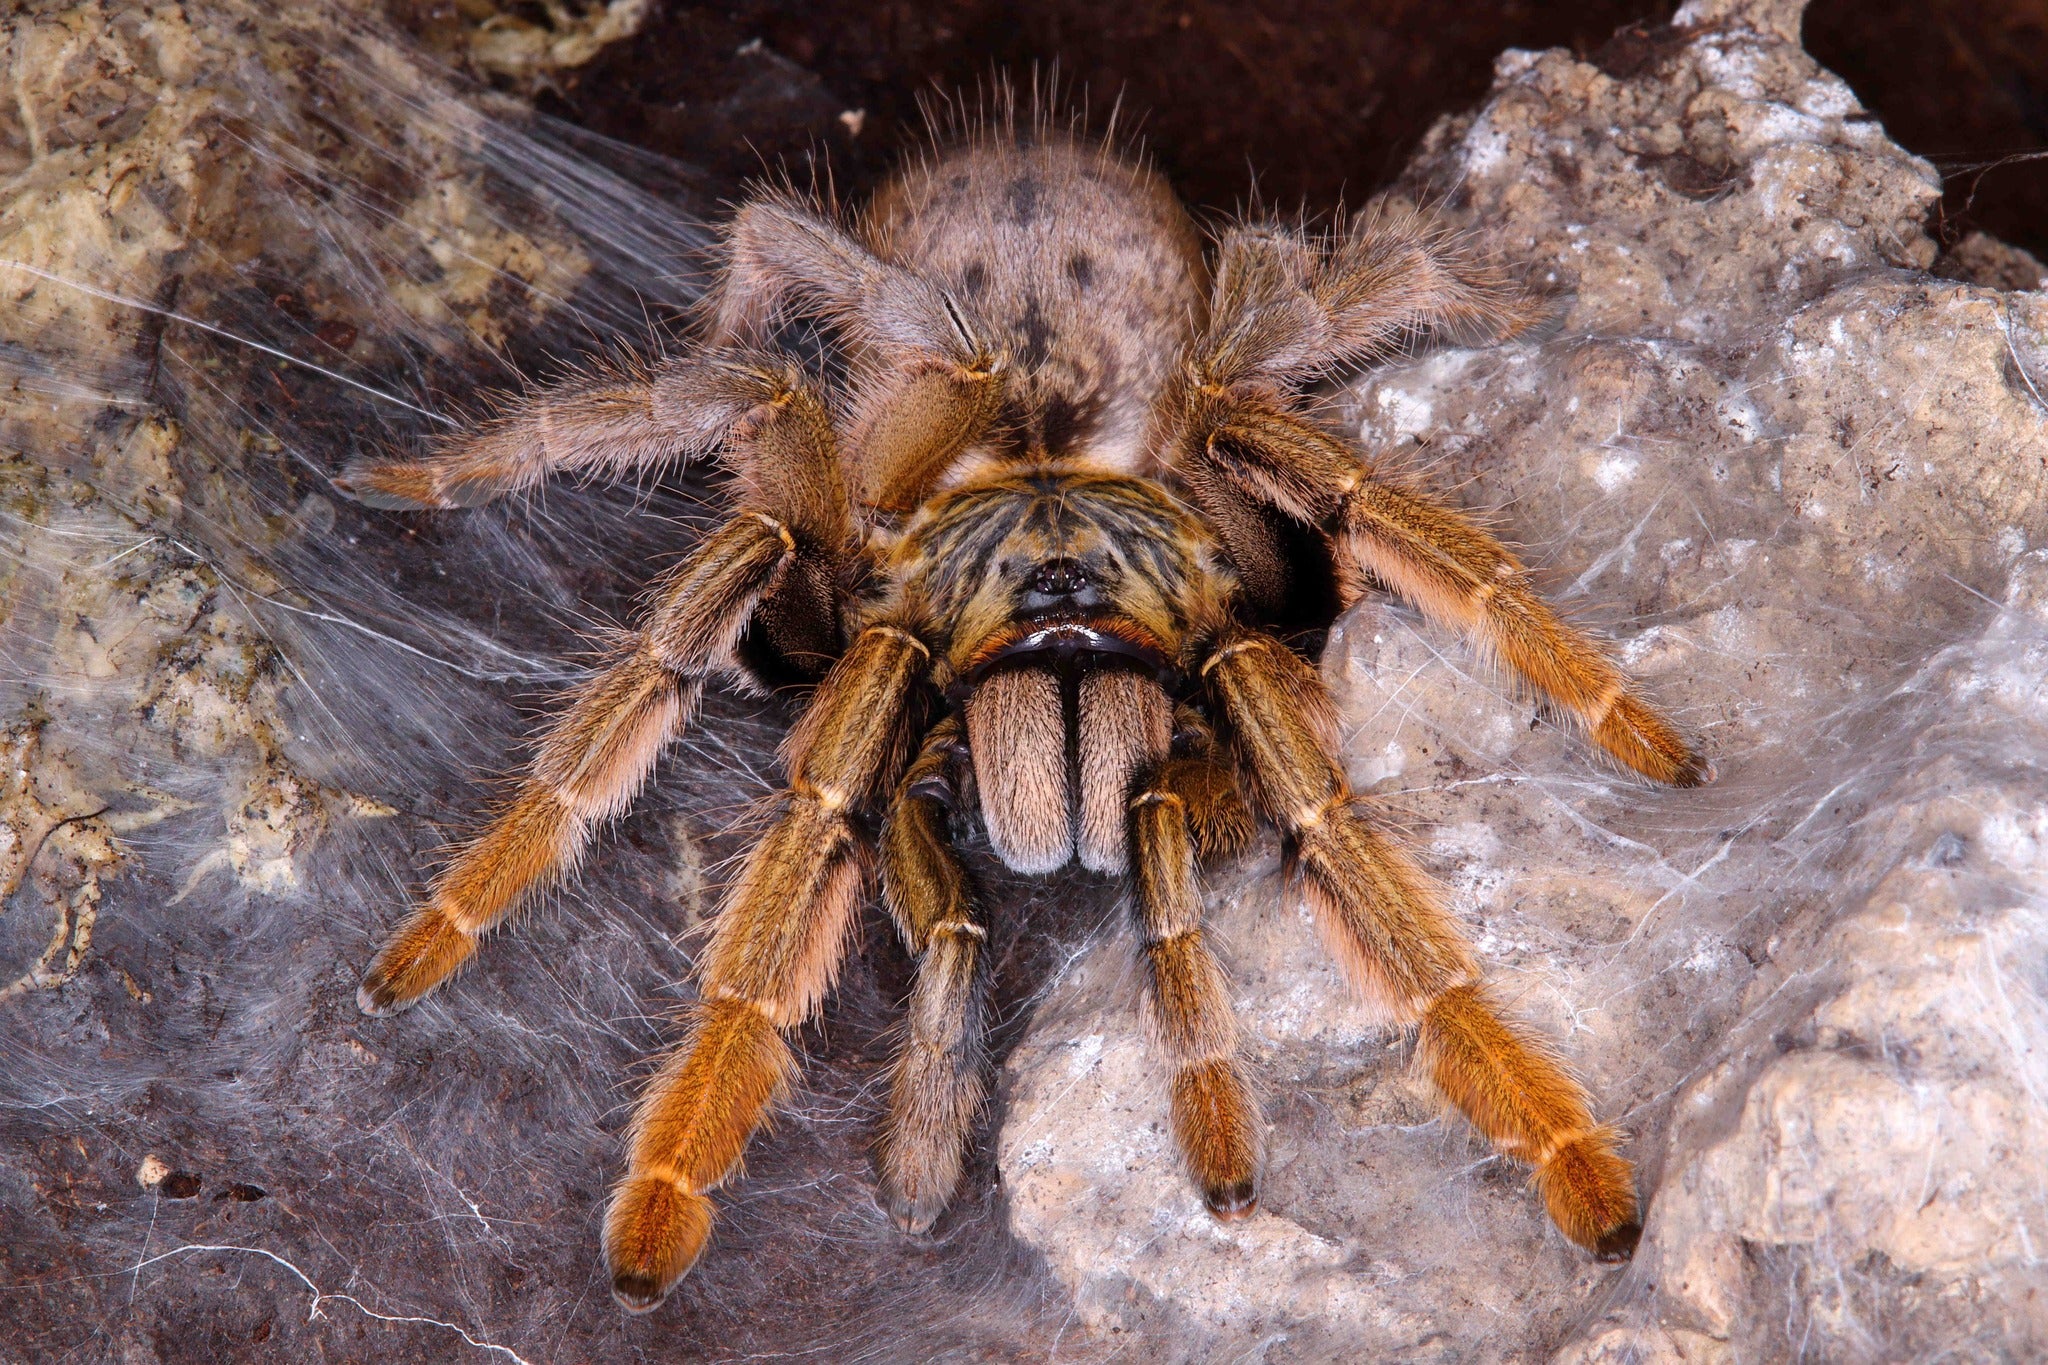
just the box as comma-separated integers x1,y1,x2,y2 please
2,1,2046,1361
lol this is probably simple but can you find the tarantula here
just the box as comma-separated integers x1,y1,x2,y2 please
342,114,1709,1313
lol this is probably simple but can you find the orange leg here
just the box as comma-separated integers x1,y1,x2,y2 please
333,351,692,509
605,623,929,1310
707,191,1006,511
358,355,857,1014
1158,703,1255,864
1193,208,1548,396
1204,630,1641,1258
336,350,856,554
1130,774,1263,1218
357,513,795,1014
1200,404,1709,787
1160,214,1703,786
874,716,988,1232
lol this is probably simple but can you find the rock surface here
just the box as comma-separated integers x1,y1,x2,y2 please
1,0,2044,1361
1000,0,2048,1358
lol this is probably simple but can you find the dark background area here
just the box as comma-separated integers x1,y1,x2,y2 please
393,0,2048,260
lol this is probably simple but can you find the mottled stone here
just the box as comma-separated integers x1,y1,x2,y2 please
998,1,2048,1358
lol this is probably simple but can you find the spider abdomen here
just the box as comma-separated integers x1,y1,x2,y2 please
865,140,1207,465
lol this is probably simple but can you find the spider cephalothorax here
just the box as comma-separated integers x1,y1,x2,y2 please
342,110,1708,1313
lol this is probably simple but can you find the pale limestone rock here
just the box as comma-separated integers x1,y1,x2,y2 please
998,1,2048,1358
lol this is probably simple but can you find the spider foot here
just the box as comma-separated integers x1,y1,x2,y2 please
878,1180,947,1236
604,1178,713,1313
1595,1221,1643,1263
1203,1177,1258,1221
357,907,474,1015
1535,1130,1641,1262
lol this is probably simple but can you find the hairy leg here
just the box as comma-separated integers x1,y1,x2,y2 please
1157,212,1704,785
853,359,1005,512
1193,206,1548,397
360,362,854,1012
1160,703,1255,864
1203,630,1641,1258
1073,672,1262,1209
875,715,988,1232
605,623,930,1311
1129,773,1263,1218
884,694,1247,1229
1201,405,1708,786
709,191,1006,511
335,349,851,520
357,512,795,1013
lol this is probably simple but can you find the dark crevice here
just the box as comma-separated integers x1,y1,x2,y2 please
385,1,2048,259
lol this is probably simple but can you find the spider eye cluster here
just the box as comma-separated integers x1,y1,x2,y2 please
1031,557,1088,595
1020,554,1105,613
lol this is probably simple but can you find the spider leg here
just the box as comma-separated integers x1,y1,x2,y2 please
1056,671,1264,1216
1203,630,1641,1259
1195,207,1547,396
1130,753,1264,1218
356,513,793,1013
874,715,988,1233
1162,217,1704,785
605,623,930,1311
1160,703,1255,864
359,361,854,1013
1202,405,1709,786
851,359,1006,512
335,349,854,515
710,190,1007,511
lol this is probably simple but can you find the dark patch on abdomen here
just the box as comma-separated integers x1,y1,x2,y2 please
1037,392,1101,457
1007,175,1042,226
960,261,988,297
1016,293,1052,368
1066,252,1095,290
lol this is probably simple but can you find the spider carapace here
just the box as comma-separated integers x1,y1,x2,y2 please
342,118,1709,1312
